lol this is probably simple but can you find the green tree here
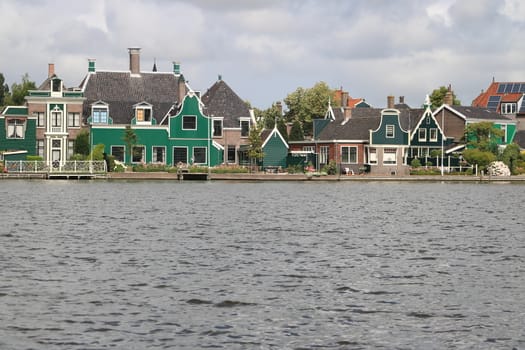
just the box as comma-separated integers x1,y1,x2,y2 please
500,143,520,174
277,117,288,142
3,73,36,106
247,123,264,171
284,81,333,136
122,125,138,165
462,148,496,170
0,73,9,107
429,86,461,107
74,129,91,156
465,121,504,154
288,120,304,141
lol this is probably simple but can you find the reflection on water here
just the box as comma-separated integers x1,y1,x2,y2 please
1,180,524,349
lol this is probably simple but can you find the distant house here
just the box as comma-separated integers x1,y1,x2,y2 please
0,106,36,161
472,80,525,116
201,77,255,165
85,48,223,167
261,126,288,169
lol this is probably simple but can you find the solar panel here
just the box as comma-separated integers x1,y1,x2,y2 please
520,101,525,113
488,95,501,102
512,83,520,93
497,84,506,94
521,84,525,93
505,84,513,93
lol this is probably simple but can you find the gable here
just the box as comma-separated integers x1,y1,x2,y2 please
169,93,210,139
370,109,409,145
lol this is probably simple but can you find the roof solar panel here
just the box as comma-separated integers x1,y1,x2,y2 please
497,84,506,94
487,103,499,110
521,84,525,93
488,95,501,102
512,83,520,93
520,102,525,113
505,84,513,93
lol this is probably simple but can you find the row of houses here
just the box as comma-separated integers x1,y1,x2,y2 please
0,48,523,174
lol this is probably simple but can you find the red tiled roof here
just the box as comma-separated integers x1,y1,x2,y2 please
472,81,525,113
501,93,522,102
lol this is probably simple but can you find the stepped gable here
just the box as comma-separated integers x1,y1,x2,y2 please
201,78,251,128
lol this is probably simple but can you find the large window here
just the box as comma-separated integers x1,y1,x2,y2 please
173,147,188,164
51,110,62,127
92,107,108,124
240,120,250,137
386,125,395,138
68,112,80,127
193,147,207,164
152,146,165,163
320,146,329,164
418,128,427,142
34,112,45,127
501,103,516,114
303,146,314,153
227,145,236,163
132,146,145,163
111,146,125,162
429,128,438,142
6,119,25,139
213,119,223,137
383,148,397,165
341,146,357,164
183,115,196,130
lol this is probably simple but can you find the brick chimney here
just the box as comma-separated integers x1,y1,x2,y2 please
387,95,395,109
276,101,283,115
128,47,141,74
341,91,349,107
48,63,55,78
444,85,453,105
178,74,186,104
344,107,352,121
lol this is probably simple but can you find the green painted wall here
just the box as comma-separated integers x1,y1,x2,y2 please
0,118,37,156
263,131,288,167
371,113,409,145
169,94,210,140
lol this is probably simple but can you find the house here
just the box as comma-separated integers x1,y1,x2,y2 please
201,76,255,165
260,125,289,169
472,79,525,117
22,64,86,166
83,48,222,167
0,105,36,161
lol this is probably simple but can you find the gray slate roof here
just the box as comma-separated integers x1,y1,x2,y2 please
445,105,514,121
201,79,251,128
80,71,181,124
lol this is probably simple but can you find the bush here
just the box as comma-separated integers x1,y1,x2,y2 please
132,164,168,172
322,160,337,175
26,155,43,161
211,165,249,174
410,158,421,168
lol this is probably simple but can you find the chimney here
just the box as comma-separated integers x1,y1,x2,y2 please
399,96,405,104
88,59,96,73
173,61,181,75
276,101,283,116
444,85,453,106
342,91,349,107
178,74,186,104
128,47,141,74
48,63,55,78
344,107,352,121
387,95,395,109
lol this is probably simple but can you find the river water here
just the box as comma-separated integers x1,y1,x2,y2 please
0,180,524,349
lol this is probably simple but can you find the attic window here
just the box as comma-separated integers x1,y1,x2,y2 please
183,115,197,130
52,78,61,92
386,125,395,138
501,103,516,115
136,106,152,123
92,107,108,124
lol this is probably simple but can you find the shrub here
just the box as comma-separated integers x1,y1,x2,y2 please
322,160,337,175
26,155,43,161
410,158,421,168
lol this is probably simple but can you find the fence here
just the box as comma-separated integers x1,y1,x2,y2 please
5,160,106,174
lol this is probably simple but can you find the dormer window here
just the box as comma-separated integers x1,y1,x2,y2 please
134,102,153,124
91,101,109,124
51,78,62,97
501,103,516,115
240,119,250,137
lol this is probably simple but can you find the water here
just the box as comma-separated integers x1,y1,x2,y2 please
0,180,524,349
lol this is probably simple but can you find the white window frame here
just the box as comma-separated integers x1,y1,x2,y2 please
302,146,314,153
92,105,109,124
369,148,377,164
193,146,207,164
37,140,45,158
341,146,358,164
429,128,438,142
6,118,25,139
34,112,45,128
383,148,397,165
152,146,166,164
132,146,145,164
213,118,223,137
173,146,188,164
51,107,62,127
135,103,152,124
418,128,427,142
227,145,236,163
240,119,250,137
501,103,516,114
182,115,197,130
67,112,81,128
386,125,395,138
320,146,329,164
111,145,125,162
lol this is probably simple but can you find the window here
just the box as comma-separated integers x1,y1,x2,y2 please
227,145,236,163
429,128,438,142
68,112,80,127
341,146,357,164
51,110,62,127
136,107,152,123
193,147,207,164
34,112,45,127
37,140,44,158
111,146,125,162
6,119,25,139
68,140,74,158
183,115,196,130
173,147,188,164
52,78,61,92
152,146,165,163
241,120,250,137
132,146,145,163
501,103,516,114
500,124,507,143
213,119,223,137
383,148,397,165
426,115,431,124
320,146,329,164
303,146,314,153
418,128,427,142
386,125,395,138
92,107,108,124
369,148,377,164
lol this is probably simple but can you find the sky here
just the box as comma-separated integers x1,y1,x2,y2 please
1,0,525,110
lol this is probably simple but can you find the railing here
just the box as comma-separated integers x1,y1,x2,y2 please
5,160,106,174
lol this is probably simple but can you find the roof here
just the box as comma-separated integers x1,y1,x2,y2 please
436,105,514,122
80,71,181,124
472,81,525,113
201,79,251,128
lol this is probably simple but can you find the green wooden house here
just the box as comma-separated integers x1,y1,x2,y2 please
261,126,289,169
0,106,37,161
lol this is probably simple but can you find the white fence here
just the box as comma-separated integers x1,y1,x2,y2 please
5,160,106,174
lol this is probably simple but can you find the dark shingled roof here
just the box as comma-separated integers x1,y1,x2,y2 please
513,130,525,149
317,107,423,140
448,105,513,121
201,79,251,128
80,71,181,124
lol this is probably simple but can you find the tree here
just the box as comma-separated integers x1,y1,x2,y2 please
429,86,461,107
122,125,138,165
0,73,9,107
74,129,91,156
284,81,333,136
288,120,304,141
500,143,520,174
247,123,264,171
3,73,36,106
462,148,496,170
465,121,504,154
